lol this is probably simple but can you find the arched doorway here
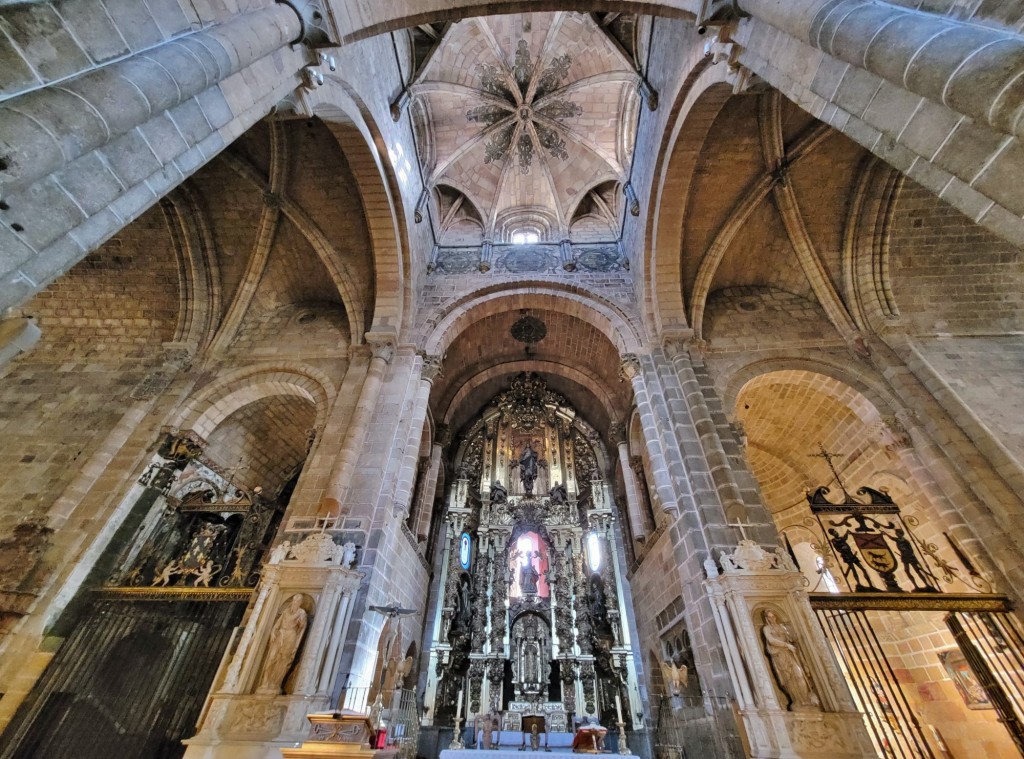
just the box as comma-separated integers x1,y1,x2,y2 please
736,369,1024,758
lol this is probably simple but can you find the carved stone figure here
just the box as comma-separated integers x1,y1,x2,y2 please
490,479,508,504
382,654,414,696
341,541,357,569
520,553,540,594
269,540,292,564
256,594,309,694
549,481,568,504
660,660,687,697
516,444,539,495
761,610,820,711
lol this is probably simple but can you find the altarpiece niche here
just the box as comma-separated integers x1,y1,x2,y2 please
423,374,642,735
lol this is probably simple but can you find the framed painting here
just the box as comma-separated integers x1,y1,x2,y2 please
938,649,991,709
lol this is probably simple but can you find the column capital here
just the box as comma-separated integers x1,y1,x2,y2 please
660,329,694,360
608,421,627,445
618,354,642,383
880,414,913,451
365,330,396,364
419,352,444,383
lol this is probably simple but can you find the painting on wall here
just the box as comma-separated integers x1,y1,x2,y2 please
938,649,991,709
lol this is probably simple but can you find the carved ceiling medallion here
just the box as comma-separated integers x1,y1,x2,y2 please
467,39,582,174
510,315,547,344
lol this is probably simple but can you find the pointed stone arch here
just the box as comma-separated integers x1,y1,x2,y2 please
643,53,731,340
301,80,413,337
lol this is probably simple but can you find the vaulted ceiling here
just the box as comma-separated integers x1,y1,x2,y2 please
410,12,640,245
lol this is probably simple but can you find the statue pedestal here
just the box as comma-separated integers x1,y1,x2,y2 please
704,541,874,759
183,534,363,759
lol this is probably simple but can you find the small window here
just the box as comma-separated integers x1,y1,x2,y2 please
816,554,841,594
511,229,539,245
586,532,602,572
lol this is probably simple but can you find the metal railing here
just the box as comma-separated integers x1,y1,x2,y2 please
653,695,745,759
333,686,420,759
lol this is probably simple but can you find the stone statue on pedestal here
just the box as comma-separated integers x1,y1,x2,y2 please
515,444,539,495
490,480,508,504
256,594,309,694
549,481,568,504
761,609,820,711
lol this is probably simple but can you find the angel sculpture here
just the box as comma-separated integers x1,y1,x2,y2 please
660,659,688,697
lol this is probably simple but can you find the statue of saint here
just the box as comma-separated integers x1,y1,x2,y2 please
490,479,508,504
256,594,309,694
341,541,357,569
453,574,473,635
760,610,820,711
382,654,414,696
269,540,292,564
515,444,539,495
589,574,608,628
549,481,568,504
520,553,540,594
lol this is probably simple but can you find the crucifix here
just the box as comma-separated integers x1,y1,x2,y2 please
725,519,751,541
809,443,851,498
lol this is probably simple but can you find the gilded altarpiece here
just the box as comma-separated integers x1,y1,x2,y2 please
423,374,642,734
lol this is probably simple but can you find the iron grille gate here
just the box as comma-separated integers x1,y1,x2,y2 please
816,608,934,758
946,611,1024,755
813,602,1024,759
0,597,245,759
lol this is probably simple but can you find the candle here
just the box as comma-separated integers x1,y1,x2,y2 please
615,693,623,724
456,688,463,721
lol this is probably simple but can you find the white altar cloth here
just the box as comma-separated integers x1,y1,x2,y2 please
474,730,574,749
442,751,640,759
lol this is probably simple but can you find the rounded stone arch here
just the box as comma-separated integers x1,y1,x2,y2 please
642,49,733,340
440,359,620,441
337,2,693,43
302,80,412,338
721,356,900,425
170,364,336,442
422,282,644,357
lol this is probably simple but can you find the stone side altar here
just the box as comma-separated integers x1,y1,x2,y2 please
183,532,363,759
704,541,874,758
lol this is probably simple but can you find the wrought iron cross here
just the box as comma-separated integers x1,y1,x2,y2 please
809,444,851,497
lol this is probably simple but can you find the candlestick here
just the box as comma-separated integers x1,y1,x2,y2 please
617,719,630,756
449,712,465,750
